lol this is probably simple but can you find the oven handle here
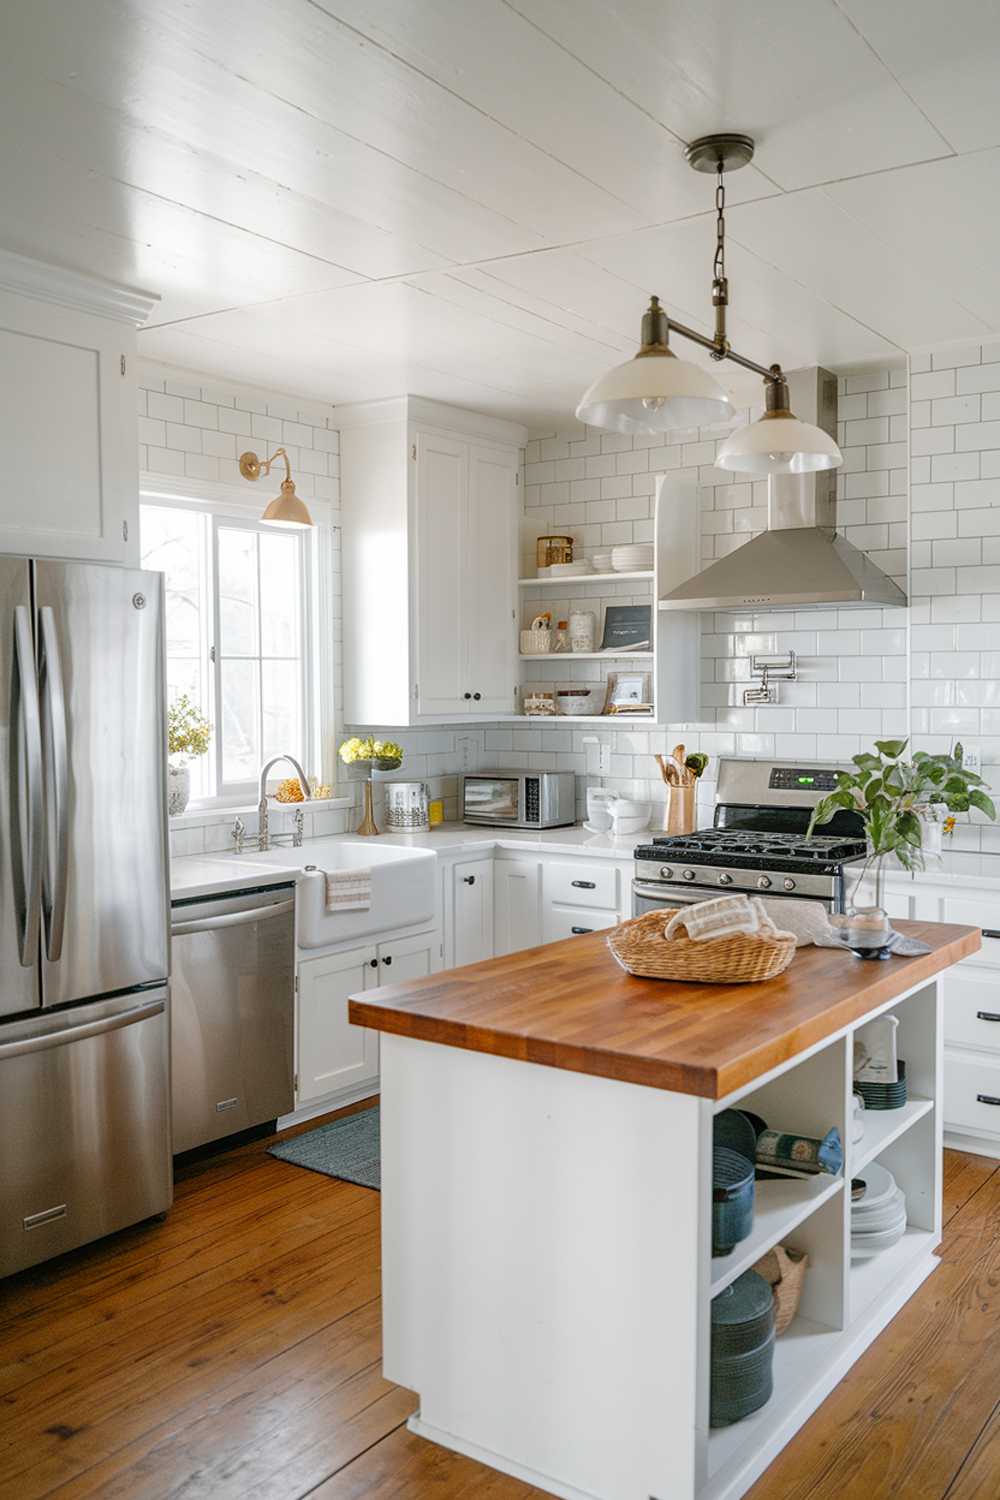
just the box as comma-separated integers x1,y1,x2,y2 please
632,881,709,909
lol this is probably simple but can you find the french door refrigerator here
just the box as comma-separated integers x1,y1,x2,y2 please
1,557,171,1277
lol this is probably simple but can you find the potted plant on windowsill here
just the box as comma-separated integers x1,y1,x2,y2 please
166,695,211,816
338,736,404,835
807,739,995,908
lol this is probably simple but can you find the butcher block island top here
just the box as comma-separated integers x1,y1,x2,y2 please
349,919,980,1099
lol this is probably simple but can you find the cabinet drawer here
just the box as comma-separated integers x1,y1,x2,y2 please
942,896,1000,935
543,861,618,910
543,904,619,943
945,1052,1000,1137
944,965,1000,1051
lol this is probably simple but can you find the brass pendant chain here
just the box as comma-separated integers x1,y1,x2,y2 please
711,163,729,356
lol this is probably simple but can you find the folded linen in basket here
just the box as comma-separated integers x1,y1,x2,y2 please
325,867,372,912
663,894,794,945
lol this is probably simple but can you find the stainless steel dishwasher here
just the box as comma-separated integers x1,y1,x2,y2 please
169,882,295,1153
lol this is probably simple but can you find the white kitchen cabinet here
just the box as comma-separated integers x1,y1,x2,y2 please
339,396,526,725
452,857,495,967
543,903,619,943
494,858,542,956
297,929,442,1108
297,945,381,1103
0,255,155,565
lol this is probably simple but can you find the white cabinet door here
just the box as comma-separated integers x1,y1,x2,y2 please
413,430,468,717
297,945,380,1104
453,858,495,967
0,291,136,563
466,443,517,714
378,929,443,983
543,903,619,944
494,860,542,956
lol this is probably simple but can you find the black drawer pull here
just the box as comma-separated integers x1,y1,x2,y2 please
571,925,593,935
571,879,596,889
977,1011,1000,1022
983,929,1000,939
976,1093,1000,1106
463,875,476,885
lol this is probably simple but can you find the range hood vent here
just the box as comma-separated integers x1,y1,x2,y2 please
660,368,907,612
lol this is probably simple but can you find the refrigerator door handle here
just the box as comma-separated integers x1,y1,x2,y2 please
11,604,43,967
38,607,69,962
0,997,165,1060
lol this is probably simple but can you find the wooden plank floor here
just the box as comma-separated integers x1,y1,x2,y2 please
1,1102,998,1499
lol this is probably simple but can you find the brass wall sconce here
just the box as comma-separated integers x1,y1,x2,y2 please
238,447,314,527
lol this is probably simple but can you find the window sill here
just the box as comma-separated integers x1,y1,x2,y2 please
168,795,354,830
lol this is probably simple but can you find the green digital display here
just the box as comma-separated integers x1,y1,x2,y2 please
798,775,815,784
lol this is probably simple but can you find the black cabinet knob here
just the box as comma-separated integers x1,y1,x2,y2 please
464,691,472,700
473,692,482,701
383,954,392,966
369,958,378,968
463,874,476,885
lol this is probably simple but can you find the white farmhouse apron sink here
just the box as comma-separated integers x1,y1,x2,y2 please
242,839,437,947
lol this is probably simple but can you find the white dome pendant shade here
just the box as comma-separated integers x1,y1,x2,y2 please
576,296,733,435
716,371,842,476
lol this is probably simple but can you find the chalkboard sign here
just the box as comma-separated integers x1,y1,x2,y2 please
600,604,652,652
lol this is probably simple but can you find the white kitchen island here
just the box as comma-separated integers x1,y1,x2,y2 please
350,920,979,1500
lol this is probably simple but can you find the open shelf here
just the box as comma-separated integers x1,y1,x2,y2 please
851,1096,934,1175
711,1177,843,1297
850,1225,937,1322
519,650,653,661
705,1314,842,1482
518,570,653,586
502,713,657,724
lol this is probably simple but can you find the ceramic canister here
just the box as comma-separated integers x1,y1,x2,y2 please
569,610,595,652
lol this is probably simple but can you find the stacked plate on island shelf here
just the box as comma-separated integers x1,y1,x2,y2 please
850,1161,907,1258
611,543,654,572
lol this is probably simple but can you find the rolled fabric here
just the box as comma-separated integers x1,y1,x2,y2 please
665,894,760,943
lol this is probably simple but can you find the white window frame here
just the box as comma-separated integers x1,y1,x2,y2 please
140,479,335,812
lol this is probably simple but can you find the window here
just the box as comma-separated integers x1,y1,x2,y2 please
141,502,314,804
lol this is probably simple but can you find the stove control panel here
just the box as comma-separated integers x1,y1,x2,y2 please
768,767,841,792
767,768,845,792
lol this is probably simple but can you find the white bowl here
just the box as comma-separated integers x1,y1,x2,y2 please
610,807,650,836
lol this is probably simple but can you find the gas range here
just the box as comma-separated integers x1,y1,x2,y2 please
633,758,867,910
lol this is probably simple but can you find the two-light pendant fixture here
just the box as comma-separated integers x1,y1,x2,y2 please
576,134,843,477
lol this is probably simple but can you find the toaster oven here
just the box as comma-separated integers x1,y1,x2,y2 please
461,771,576,829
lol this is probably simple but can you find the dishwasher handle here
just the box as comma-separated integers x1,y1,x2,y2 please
171,898,295,937
0,997,165,1061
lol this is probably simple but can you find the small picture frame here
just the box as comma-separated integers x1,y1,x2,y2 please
602,670,653,715
600,604,652,653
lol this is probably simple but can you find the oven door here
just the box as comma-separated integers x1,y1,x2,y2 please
632,881,714,916
463,776,522,824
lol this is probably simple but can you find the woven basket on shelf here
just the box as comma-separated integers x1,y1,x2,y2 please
607,909,796,985
751,1244,808,1336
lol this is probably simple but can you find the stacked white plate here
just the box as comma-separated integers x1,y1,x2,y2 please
850,1162,907,1258
549,560,593,577
592,549,614,572
611,544,654,572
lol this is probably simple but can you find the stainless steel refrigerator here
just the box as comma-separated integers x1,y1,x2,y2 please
1,558,171,1277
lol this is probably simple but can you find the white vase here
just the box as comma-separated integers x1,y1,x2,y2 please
920,816,944,857
168,761,191,817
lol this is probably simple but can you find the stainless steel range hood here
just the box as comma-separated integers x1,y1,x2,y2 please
660,368,907,611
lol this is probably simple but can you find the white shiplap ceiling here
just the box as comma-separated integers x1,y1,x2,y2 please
3,0,997,425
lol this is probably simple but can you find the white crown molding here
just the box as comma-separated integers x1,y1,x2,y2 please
0,247,160,325
335,393,528,447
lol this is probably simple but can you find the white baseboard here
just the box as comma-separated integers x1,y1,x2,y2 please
944,1128,1000,1160
277,1083,379,1131
407,1417,600,1500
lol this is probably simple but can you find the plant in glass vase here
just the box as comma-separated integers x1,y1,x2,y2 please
166,694,211,816
338,736,404,835
807,738,995,909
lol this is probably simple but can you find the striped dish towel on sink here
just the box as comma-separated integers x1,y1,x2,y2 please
325,868,372,911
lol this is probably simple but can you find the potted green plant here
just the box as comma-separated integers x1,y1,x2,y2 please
167,695,211,816
338,735,404,835
807,739,995,907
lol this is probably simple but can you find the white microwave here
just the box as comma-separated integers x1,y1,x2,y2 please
461,771,576,829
